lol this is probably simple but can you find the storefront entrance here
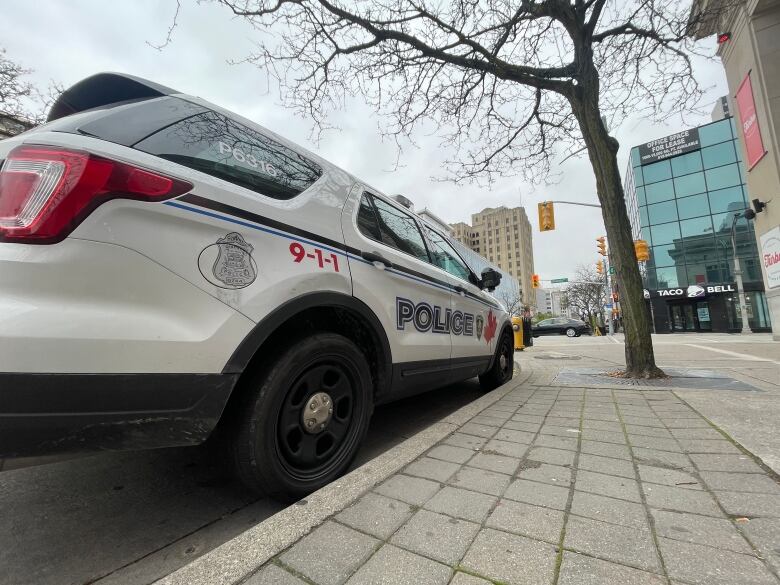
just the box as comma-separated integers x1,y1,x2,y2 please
668,301,713,332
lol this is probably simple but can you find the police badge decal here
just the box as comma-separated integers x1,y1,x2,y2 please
198,232,257,289
475,315,484,340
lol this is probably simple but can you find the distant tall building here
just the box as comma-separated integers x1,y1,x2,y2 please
450,206,535,309
535,288,566,317
417,208,452,235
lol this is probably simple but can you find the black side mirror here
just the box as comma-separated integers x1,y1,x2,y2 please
480,267,502,292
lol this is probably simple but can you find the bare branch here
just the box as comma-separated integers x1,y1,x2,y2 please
147,0,183,51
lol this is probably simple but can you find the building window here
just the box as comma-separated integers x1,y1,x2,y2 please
651,243,681,266
650,221,681,246
705,163,741,190
639,206,650,227
673,172,707,197
699,119,732,147
655,266,681,288
679,216,714,239
643,159,672,183
709,185,746,215
702,141,737,169
671,151,703,177
645,180,675,204
648,200,678,224
676,193,710,220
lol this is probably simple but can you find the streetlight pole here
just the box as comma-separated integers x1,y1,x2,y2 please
730,212,751,334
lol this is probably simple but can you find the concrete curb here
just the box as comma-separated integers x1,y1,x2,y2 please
155,367,533,585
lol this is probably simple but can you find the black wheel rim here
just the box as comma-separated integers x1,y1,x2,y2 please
275,359,361,481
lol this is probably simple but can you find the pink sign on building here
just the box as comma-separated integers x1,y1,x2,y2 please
735,72,767,170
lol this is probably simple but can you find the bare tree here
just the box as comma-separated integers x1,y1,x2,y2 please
562,265,607,327
496,286,524,317
201,0,725,377
0,47,62,125
0,48,34,120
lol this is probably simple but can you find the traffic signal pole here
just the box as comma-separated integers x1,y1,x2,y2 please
546,200,602,208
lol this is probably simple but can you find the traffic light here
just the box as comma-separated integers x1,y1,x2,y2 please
531,274,540,288
596,236,607,256
596,260,604,275
634,239,650,262
537,201,555,231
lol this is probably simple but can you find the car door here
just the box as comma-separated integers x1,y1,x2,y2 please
341,190,453,398
421,225,498,379
535,319,554,335
552,318,569,334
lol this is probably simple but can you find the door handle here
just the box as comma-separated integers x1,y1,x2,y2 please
454,285,467,295
361,251,393,268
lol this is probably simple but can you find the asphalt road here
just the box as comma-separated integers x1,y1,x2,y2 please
0,379,485,585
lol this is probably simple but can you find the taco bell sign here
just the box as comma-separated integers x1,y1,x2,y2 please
646,284,736,298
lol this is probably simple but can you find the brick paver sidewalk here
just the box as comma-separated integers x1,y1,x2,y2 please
246,370,780,585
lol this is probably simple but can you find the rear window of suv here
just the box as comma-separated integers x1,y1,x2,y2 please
134,109,323,200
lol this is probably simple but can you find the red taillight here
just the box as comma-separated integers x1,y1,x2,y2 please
0,145,192,243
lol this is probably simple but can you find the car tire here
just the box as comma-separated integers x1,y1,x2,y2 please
479,331,514,391
565,327,577,337
230,333,373,501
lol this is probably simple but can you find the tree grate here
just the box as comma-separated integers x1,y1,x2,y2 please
551,367,760,392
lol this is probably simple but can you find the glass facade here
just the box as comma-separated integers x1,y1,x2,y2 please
625,117,771,331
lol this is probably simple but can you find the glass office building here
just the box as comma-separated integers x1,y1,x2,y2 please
624,117,772,333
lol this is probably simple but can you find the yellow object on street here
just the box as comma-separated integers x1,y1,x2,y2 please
512,316,524,350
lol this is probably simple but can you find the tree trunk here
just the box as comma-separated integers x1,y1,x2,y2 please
570,76,664,378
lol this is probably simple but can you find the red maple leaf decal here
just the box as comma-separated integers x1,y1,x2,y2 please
483,310,497,344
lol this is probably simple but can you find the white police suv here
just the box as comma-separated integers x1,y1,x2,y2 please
0,73,514,498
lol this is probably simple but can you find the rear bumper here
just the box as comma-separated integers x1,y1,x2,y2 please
0,372,238,459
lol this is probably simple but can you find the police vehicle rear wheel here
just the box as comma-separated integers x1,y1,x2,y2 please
478,331,514,391
231,333,372,500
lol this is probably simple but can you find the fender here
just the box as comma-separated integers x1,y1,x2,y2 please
222,291,393,395
486,321,514,371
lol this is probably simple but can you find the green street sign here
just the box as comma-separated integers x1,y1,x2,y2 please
550,278,569,283
608,267,616,274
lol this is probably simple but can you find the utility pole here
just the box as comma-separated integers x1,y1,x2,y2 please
730,212,751,334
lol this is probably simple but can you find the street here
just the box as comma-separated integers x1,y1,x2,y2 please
0,380,485,585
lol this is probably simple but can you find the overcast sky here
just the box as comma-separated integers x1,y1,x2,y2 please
1,0,729,285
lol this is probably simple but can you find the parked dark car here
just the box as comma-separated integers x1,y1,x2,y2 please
532,318,592,338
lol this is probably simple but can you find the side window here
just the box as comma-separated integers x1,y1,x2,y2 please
538,319,552,326
370,196,430,262
423,227,472,282
356,195,382,241
134,109,323,200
